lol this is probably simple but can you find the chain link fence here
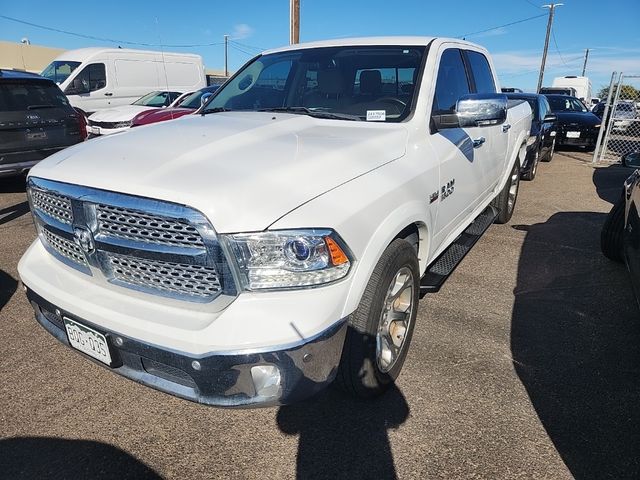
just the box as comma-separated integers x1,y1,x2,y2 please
594,73,640,163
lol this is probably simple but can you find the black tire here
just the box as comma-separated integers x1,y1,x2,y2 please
542,138,555,162
601,196,625,262
521,148,539,181
335,239,419,399
491,159,520,224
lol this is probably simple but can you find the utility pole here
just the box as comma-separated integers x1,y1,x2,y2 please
536,3,563,93
290,0,300,44
581,48,590,76
224,34,229,77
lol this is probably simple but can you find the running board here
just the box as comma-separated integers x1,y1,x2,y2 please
419,205,499,298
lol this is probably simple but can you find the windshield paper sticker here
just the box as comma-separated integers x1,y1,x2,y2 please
366,110,386,121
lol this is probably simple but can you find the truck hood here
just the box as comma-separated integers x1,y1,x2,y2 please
89,105,161,122
30,112,408,232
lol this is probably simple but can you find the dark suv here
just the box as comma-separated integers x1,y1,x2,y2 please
0,69,86,178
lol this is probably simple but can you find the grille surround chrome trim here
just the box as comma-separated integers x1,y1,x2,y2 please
27,176,236,303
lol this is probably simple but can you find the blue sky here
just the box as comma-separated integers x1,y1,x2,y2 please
1,0,638,94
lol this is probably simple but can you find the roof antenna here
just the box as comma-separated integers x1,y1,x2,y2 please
155,17,170,103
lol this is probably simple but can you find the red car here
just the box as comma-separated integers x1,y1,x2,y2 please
131,85,220,127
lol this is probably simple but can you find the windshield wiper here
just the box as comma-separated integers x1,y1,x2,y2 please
27,104,57,110
258,106,361,121
201,107,232,116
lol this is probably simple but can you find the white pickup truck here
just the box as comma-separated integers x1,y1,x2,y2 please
19,37,531,407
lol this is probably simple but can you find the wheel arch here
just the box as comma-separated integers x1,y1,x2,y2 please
341,203,431,318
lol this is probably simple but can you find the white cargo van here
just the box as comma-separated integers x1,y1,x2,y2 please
41,48,206,114
552,76,592,105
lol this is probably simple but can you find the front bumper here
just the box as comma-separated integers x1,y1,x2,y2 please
26,288,347,408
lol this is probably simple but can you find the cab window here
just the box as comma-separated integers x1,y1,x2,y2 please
433,49,471,112
465,51,496,94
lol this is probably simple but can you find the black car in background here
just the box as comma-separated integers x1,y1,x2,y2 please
506,93,557,180
543,94,601,151
0,69,86,178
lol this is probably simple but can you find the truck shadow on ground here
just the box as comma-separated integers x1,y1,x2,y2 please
0,436,162,479
0,200,29,226
277,383,409,480
0,176,27,194
0,269,17,314
511,209,640,479
592,163,634,205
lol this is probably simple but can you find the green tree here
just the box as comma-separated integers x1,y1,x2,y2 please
597,84,640,102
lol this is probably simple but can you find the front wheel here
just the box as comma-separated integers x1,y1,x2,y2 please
335,239,419,398
521,148,539,181
542,138,555,162
492,160,520,224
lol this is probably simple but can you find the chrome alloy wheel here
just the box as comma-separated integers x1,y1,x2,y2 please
507,166,519,213
376,266,415,373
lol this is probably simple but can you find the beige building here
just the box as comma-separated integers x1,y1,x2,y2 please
0,40,64,73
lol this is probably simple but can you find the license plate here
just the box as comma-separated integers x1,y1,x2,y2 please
26,131,47,141
89,126,100,135
64,317,112,366
566,131,580,138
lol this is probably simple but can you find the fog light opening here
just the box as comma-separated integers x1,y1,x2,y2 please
251,365,282,398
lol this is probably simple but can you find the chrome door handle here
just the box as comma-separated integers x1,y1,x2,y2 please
472,137,486,148
502,123,511,133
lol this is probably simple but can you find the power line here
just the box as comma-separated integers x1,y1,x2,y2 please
0,14,224,48
458,13,547,39
521,0,541,9
229,40,264,52
228,43,256,58
499,54,583,79
551,28,568,66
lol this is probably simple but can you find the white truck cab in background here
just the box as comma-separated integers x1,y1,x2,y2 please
552,75,592,105
20,37,531,408
40,48,206,114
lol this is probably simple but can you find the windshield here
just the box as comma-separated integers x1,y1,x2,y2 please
41,61,81,85
547,96,587,113
180,87,220,109
203,45,426,122
133,91,183,107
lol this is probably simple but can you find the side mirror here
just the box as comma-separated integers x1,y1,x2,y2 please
200,92,213,107
543,113,557,123
622,152,640,168
432,93,508,130
456,94,508,128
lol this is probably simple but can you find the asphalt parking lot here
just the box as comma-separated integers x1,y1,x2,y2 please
1,152,639,479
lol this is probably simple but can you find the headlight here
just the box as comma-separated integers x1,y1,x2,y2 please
225,229,352,290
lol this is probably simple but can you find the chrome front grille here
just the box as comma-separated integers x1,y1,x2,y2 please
31,188,73,225
42,228,88,266
96,204,205,247
28,177,233,303
107,253,221,298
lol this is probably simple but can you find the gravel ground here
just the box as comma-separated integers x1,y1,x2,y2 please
1,151,639,479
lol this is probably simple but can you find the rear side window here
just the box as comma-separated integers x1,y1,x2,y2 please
465,51,496,94
433,49,470,112
0,81,69,111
